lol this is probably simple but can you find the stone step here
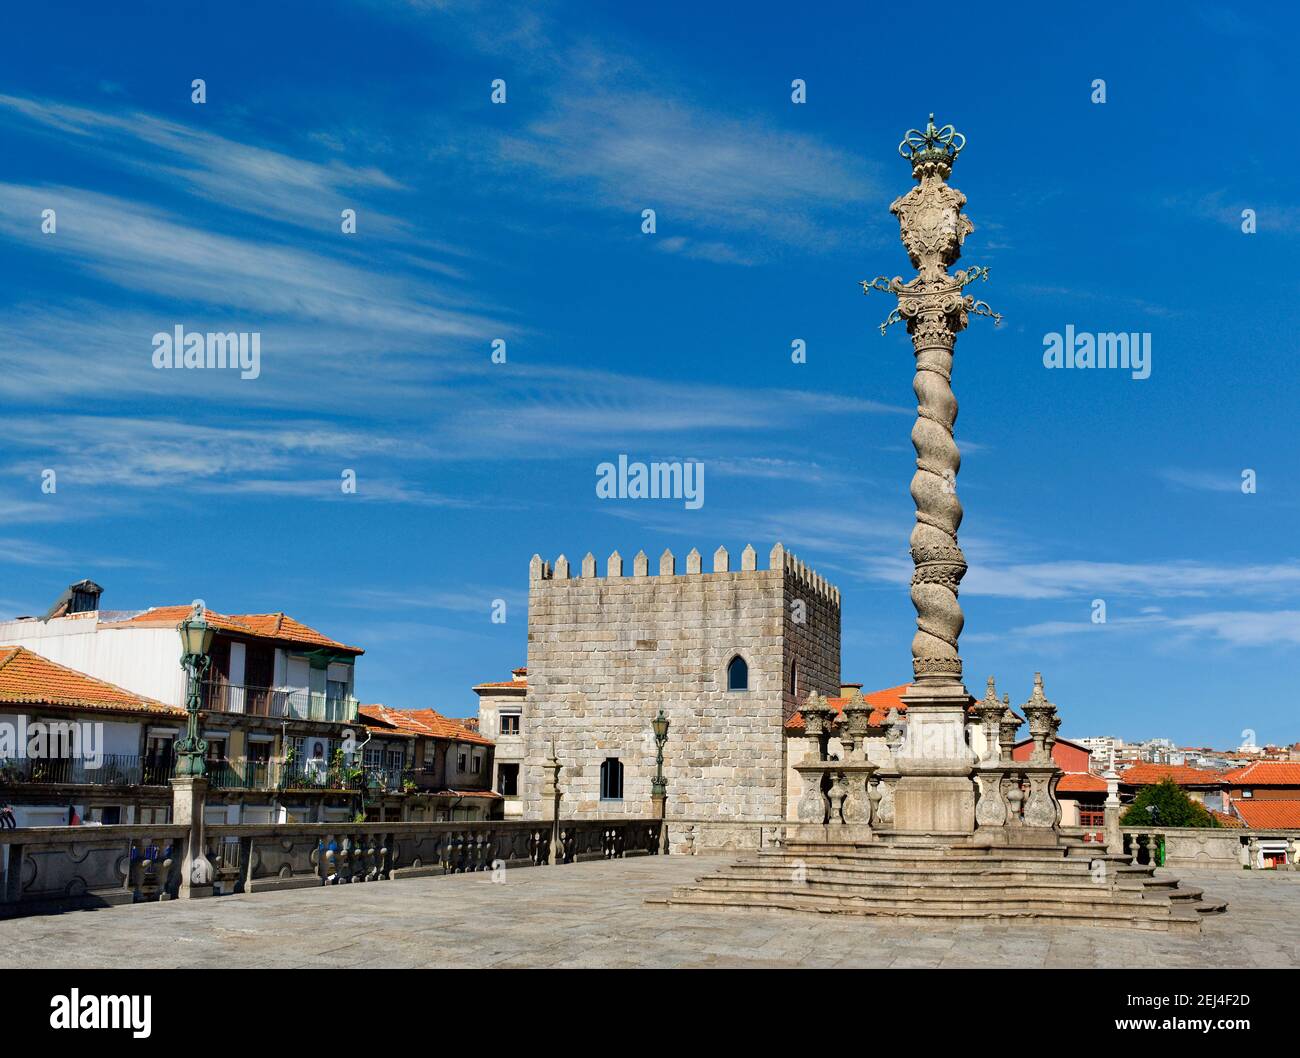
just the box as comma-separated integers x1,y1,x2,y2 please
702,873,1170,899
653,890,1201,933
780,842,1077,860
695,867,1163,894
751,852,1133,875
686,874,1166,906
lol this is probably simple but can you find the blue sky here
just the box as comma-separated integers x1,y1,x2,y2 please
1,2,1296,746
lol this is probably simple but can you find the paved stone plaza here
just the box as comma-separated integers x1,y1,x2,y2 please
0,858,1296,969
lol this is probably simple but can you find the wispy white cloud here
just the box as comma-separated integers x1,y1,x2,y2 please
969,608,1300,650
0,183,498,338
0,94,425,240
385,4,882,263
954,559,1300,601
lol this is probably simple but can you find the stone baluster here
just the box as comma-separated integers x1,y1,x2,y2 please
867,778,883,823
1004,774,1025,825
828,771,849,826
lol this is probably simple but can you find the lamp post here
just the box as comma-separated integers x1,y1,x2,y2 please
175,601,214,777
172,600,215,898
650,708,670,853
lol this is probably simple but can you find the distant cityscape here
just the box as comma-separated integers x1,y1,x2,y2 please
1074,735,1300,775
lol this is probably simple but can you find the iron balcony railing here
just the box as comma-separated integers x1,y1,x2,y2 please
199,681,359,723
0,753,175,787
205,757,405,793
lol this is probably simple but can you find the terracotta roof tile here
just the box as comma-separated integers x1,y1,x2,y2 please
1210,809,1246,829
786,683,913,731
1117,763,1225,787
1232,800,1300,829
1058,772,1109,793
358,704,493,746
1223,761,1300,786
785,683,991,731
105,606,363,655
0,646,184,716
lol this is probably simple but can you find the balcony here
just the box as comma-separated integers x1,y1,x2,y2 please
0,753,174,788
206,757,402,793
200,681,359,724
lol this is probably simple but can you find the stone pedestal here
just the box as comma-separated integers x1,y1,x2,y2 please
1103,770,1123,854
892,683,976,834
171,775,213,900
894,775,975,833
650,791,668,854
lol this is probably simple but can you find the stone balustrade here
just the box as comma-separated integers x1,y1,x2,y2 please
0,818,663,916
792,692,878,839
0,825,188,916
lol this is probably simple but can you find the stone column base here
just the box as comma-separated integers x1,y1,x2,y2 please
786,823,875,844
893,776,975,834
171,776,213,899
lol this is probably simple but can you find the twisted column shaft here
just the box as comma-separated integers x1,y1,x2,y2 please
908,315,966,684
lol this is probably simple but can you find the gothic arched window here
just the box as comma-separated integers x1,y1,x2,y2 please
727,655,749,692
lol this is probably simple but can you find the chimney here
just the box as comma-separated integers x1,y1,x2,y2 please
68,580,104,614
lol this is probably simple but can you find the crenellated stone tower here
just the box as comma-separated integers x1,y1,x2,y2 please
523,544,840,831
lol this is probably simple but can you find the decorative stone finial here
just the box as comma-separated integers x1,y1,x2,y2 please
686,548,702,574
659,548,675,576
553,554,569,579
976,676,1004,764
1021,672,1059,766
607,550,623,577
581,552,596,578
633,550,649,577
741,544,757,571
713,546,729,573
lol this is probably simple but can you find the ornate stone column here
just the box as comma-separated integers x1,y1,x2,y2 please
1103,769,1123,854
793,693,835,827
837,689,877,833
973,677,1010,829
1020,674,1063,836
541,744,562,865
864,116,999,835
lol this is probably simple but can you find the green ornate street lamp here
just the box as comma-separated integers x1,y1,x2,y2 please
651,707,670,798
175,601,214,777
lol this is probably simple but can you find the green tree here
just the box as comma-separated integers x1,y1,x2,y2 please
1120,777,1219,828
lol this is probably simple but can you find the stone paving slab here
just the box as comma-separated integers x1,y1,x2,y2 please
0,857,1294,969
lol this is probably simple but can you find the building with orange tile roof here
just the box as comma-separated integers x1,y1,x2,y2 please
473,666,527,816
0,646,185,826
1011,736,1108,831
358,704,499,820
0,580,422,828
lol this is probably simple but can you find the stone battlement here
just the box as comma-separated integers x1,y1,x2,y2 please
528,542,839,606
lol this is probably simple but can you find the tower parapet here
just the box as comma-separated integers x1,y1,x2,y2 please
527,543,839,605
